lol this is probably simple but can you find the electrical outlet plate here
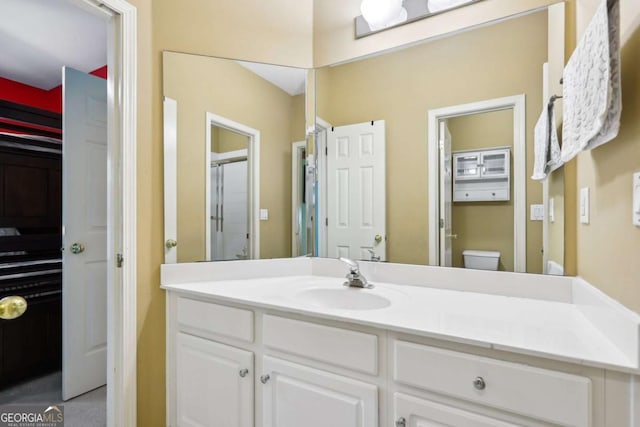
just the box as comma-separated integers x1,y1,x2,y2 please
580,187,590,224
530,204,544,221
260,209,269,221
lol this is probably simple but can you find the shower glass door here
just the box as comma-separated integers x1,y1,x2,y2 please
210,159,248,260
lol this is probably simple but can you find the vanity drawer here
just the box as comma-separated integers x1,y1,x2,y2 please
393,341,591,427
177,297,253,343
263,315,378,375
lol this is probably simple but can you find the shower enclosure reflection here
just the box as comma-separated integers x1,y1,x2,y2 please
208,126,249,261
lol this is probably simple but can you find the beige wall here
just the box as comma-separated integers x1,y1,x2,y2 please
212,126,249,153
547,167,565,269
164,52,303,263
448,110,516,272
317,11,547,268
156,0,313,67
573,0,640,314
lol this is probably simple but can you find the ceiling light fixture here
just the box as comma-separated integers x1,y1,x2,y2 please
355,0,483,39
360,0,408,32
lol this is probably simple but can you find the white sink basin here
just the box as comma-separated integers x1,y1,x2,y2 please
294,287,391,310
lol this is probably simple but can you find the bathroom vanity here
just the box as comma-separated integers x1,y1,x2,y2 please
162,258,640,427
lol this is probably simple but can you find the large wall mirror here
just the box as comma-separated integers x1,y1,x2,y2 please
312,6,566,275
163,52,312,263
162,4,566,275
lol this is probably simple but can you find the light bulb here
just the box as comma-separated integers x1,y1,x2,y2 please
427,0,474,13
360,0,408,31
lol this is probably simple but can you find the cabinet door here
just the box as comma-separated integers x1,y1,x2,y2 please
262,356,377,427
394,393,519,427
479,149,509,179
453,153,481,180
176,333,253,427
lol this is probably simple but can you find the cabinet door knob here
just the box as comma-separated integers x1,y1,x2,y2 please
239,369,249,378
473,376,486,390
165,239,178,249
260,374,270,384
395,417,406,427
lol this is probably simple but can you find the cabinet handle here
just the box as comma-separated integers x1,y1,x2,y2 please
239,369,249,378
395,417,406,427
260,374,270,384
473,376,486,390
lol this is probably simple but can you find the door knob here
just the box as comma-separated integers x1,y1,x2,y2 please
446,234,458,239
374,234,383,243
165,239,177,249
239,368,249,378
260,374,270,384
70,243,85,254
395,417,406,427
0,296,28,320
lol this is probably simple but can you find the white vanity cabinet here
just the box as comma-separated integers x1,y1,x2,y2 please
167,296,380,427
168,297,257,427
261,356,378,427
393,393,520,427
166,293,601,427
392,340,591,427
176,333,254,427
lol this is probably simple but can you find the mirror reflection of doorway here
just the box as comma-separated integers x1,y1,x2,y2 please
440,110,514,271
209,125,249,261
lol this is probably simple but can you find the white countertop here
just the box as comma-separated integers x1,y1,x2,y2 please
161,274,636,372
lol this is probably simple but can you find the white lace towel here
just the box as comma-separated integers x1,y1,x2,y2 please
532,103,561,181
561,0,621,163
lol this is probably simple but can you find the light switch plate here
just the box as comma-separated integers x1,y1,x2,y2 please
549,197,555,223
530,204,544,221
260,209,269,221
633,173,640,226
580,187,590,224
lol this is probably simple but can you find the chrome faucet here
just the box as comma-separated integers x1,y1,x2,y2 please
339,257,372,288
368,249,381,262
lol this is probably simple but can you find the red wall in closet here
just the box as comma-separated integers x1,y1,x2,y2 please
0,66,108,114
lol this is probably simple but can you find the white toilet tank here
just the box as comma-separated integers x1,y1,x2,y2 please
463,250,500,271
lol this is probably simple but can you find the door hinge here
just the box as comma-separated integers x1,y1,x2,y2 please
325,217,328,226
325,146,328,156
116,253,124,268
439,218,444,228
246,233,249,239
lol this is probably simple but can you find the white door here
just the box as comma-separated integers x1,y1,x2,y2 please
62,67,108,400
439,120,453,267
177,333,254,427
327,121,386,261
163,96,178,263
394,393,519,427
262,356,377,427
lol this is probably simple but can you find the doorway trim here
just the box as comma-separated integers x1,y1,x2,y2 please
205,113,260,260
427,94,526,272
314,117,332,257
71,0,137,425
